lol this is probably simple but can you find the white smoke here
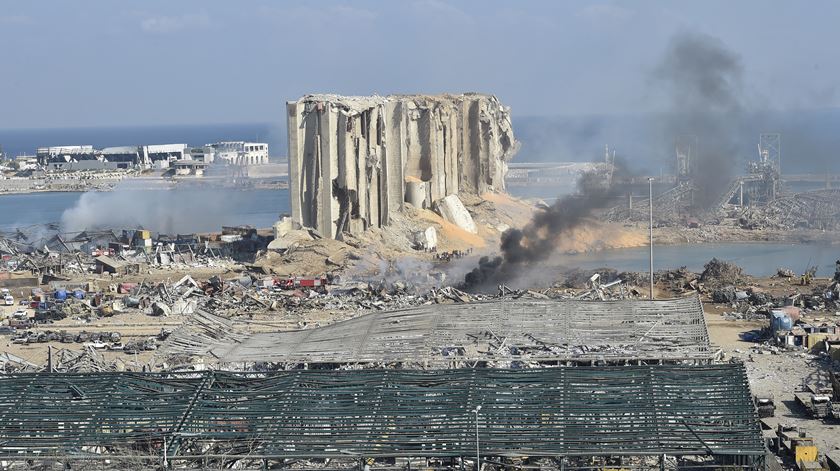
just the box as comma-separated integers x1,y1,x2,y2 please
60,181,242,234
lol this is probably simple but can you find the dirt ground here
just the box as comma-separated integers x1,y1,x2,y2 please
703,302,840,457
1,303,166,368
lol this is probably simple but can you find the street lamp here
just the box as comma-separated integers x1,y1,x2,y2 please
648,177,654,300
471,405,482,471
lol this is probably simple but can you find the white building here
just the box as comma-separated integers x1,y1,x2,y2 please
205,141,269,166
141,144,189,165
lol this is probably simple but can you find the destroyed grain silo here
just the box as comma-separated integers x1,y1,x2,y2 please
286,94,519,238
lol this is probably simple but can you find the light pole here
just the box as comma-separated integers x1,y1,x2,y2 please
471,405,482,471
648,177,654,300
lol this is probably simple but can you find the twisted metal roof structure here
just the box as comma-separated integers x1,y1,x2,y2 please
0,365,762,465
162,296,712,365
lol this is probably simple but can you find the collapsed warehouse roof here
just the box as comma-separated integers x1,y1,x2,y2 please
0,365,764,468
161,296,712,366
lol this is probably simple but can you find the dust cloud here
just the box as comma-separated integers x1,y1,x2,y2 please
60,181,241,234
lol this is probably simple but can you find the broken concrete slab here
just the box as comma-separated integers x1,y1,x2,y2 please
267,229,314,252
273,216,300,239
434,194,477,234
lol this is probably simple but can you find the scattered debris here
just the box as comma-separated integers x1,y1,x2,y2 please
701,258,744,286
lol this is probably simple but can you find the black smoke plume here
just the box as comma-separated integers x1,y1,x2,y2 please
463,171,618,291
653,31,745,209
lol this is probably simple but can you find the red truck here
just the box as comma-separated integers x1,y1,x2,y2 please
274,276,328,290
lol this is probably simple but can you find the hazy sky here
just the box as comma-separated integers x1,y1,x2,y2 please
2,0,838,129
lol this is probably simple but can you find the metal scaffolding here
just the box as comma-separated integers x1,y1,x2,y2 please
0,364,764,468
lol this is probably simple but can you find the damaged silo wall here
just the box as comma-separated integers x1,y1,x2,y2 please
287,93,519,239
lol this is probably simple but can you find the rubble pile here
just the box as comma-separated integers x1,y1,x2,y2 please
48,347,121,373
736,190,840,231
0,227,257,283
700,258,745,287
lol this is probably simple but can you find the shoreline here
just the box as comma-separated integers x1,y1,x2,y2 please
0,176,288,196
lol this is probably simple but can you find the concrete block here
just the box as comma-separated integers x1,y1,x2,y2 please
273,217,297,238
413,226,438,250
268,229,314,252
434,194,477,234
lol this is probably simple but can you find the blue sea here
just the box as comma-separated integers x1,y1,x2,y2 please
0,189,290,234
0,123,290,234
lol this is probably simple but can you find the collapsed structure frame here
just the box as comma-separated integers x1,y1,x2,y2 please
162,296,713,366
0,364,764,469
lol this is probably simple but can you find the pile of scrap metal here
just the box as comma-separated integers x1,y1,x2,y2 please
123,332,169,354
97,275,207,318
194,271,648,319
738,189,840,230
208,277,485,315
655,266,707,295
0,352,37,373
604,182,697,224
574,273,630,300
48,347,121,373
